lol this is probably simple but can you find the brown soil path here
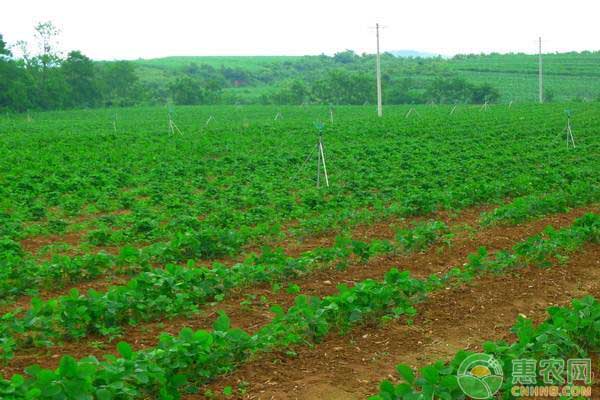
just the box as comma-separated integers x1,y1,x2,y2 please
2,207,596,380
195,244,600,400
1,204,494,313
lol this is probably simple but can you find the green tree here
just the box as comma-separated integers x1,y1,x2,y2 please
385,77,424,104
29,21,67,110
0,34,10,57
470,83,500,104
333,50,359,64
101,61,139,106
0,52,33,111
426,77,473,104
62,51,100,107
270,79,310,105
0,33,35,111
313,69,374,105
33,21,62,71
170,76,205,105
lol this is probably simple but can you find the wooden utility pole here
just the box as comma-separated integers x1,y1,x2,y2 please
376,23,383,117
538,37,543,103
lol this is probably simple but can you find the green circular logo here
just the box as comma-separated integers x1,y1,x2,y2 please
457,353,504,399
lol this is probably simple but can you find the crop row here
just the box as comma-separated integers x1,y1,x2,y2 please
0,202,459,301
0,220,450,360
1,105,597,259
481,182,598,226
0,213,596,399
3,186,597,302
370,295,600,399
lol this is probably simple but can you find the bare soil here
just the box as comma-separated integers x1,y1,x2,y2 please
195,243,600,400
2,206,596,384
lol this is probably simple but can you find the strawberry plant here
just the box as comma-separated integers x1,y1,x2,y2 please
370,296,600,400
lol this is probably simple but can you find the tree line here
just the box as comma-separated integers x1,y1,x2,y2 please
1,23,141,112
1,23,501,112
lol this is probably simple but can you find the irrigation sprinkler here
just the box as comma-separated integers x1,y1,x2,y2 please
166,104,182,135
561,110,576,148
405,107,419,119
168,112,183,136
290,121,330,188
314,122,329,188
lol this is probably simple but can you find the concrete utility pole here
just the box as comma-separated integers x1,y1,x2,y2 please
538,36,543,104
376,23,383,117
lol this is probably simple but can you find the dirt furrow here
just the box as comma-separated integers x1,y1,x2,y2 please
1,204,494,313
2,207,596,380
196,244,600,400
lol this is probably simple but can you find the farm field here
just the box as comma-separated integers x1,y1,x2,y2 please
131,52,600,103
0,103,598,399
446,52,600,102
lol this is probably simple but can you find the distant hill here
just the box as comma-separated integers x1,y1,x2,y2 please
389,50,440,58
120,51,600,104
133,55,299,71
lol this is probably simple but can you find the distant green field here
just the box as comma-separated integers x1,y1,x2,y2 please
447,52,600,101
133,56,304,103
135,55,299,71
127,51,600,103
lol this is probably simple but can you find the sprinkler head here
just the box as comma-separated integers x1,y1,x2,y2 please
314,121,325,135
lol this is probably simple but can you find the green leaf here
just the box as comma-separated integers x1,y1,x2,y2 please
25,388,42,399
116,342,133,360
96,389,112,400
378,379,395,394
420,365,440,384
213,311,231,331
395,364,415,384
42,383,62,397
58,356,77,377
10,374,25,386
